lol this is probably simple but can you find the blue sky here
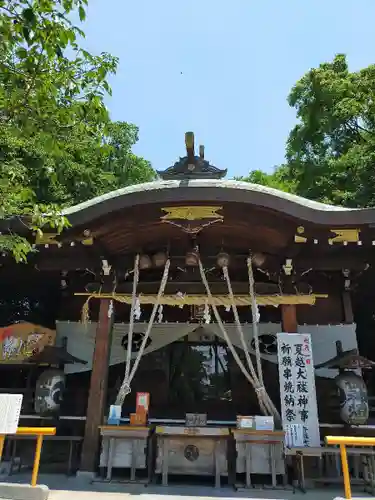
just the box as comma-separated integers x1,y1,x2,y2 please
82,0,375,177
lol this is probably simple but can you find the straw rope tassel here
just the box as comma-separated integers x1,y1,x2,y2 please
81,297,91,324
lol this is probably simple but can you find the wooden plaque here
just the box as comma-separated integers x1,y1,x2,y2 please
185,413,207,427
136,392,150,413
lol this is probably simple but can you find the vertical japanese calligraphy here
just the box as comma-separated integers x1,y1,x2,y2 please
277,333,320,448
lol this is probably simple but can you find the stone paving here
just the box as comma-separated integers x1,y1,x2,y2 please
47,484,373,500
2,474,375,500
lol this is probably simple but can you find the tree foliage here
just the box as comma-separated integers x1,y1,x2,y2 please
242,54,375,208
236,167,295,193
0,0,154,261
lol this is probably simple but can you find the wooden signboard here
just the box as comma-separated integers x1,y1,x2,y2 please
277,333,320,447
0,323,55,364
185,413,207,427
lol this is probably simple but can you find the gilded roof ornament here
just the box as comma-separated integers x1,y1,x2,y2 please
157,132,227,180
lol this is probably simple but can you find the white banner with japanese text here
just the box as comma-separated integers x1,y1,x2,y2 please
277,333,320,448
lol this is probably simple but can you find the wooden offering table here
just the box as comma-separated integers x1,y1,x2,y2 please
232,429,286,488
155,426,229,488
99,425,150,481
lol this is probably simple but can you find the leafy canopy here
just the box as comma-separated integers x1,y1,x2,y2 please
236,166,295,194
241,54,375,208
0,0,155,261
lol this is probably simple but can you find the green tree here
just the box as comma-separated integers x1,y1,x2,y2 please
101,121,155,192
0,0,154,261
11,121,155,207
282,53,375,207
241,54,375,208
236,166,295,193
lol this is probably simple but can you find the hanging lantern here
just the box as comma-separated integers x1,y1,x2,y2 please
35,369,66,416
336,372,369,425
316,341,374,426
216,252,230,268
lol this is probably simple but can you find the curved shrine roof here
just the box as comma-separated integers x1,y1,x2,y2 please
1,133,374,275
62,178,374,228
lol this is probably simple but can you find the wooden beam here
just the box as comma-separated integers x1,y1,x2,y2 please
281,305,298,333
1,249,372,273
294,255,370,272
80,273,115,473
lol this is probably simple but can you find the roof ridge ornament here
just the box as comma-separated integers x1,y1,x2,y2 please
157,132,227,180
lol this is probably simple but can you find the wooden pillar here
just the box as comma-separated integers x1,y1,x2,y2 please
80,296,114,472
342,291,354,324
281,304,298,333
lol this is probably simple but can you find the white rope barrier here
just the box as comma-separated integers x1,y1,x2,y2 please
247,257,263,385
222,262,280,420
197,258,258,388
114,251,279,422
115,258,170,406
124,254,140,392
222,266,259,382
198,256,280,422
127,259,170,386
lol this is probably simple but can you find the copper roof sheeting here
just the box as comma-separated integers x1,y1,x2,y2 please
61,179,368,228
315,348,375,370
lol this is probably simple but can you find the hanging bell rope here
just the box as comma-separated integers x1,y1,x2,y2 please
197,258,257,387
115,258,171,407
127,258,170,386
124,254,140,391
115,254,140,405
247,255,264,388
221,263,280,420
222,266,258,384
198,256,280,422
